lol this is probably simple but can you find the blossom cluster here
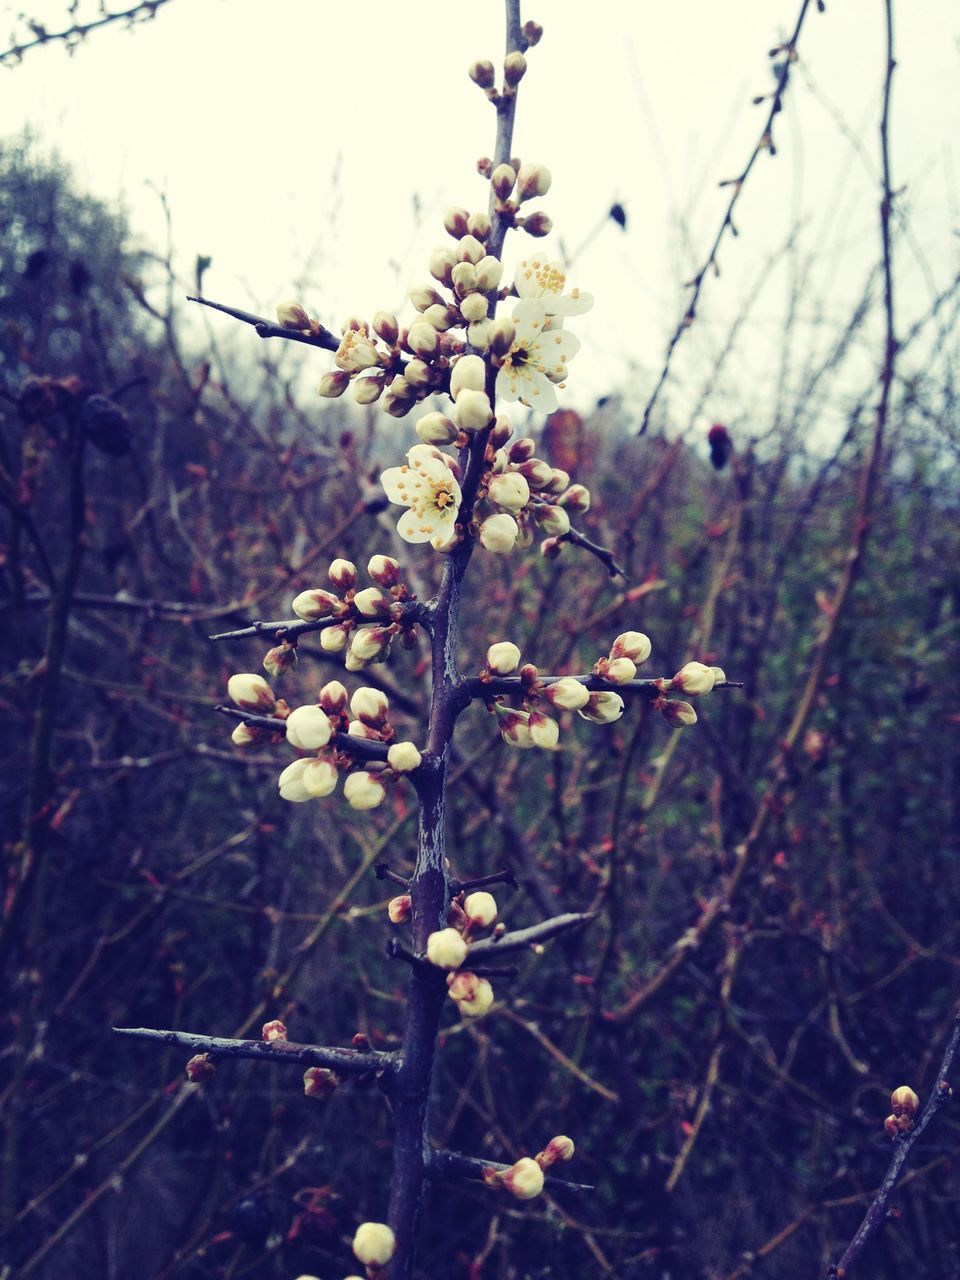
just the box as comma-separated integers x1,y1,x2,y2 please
388,888,502,1019
226,672,420,810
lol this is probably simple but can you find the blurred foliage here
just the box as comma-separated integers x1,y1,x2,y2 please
2,140,960,1280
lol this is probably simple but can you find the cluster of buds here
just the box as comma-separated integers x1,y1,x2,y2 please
884,1085,920,1138
404,890,503,1019
482,1133,575,1201
227,674,422,810
652,660,727,729
289,554,418,673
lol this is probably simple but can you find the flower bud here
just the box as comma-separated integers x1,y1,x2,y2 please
578,691,625,724
450,354,487,399
303,1067,340,1099
539,1135,575,1167
517,162,552,201
352,1221,396,1267
458,234,485,265
285,705,333,751
367,554,401,588
335,329,380,373
487,641,521,673
426,927,469,969
459,292,489,324
529,709,560,749
421,302,454,332
883,1114,901,1140
514,458,551,489
451,260,478,295
261,1019,287,1043
263,640,297,680
388,894,412,924
612,631,651,663
348,719,380,741
328,559,358,590
416,411,459,445
353,374,384,404
474,256,503,294
522,210,553,237
559,483,591,513
350,625,392,662
710,666,727,685
478,513,520,557
276,300,311,330
407,321,439,358
382,375,416,417
186,1053,216,1082
352,586,390,618
444,206,470,238
463,891,498,928
373,309,399,344
491,167,517,205
490,414,513,447
429,245,458,285
303,758,338,797
504,1156,544,1200
503,51,527,86
522,18,543,43
278,758,313,802
468,59,496,89
467,319,491,350
351,686,390,726
488,471,530,512
545,467,571,494
496,706,533,748
410,284,444,312
319,622,350,653
660,699,698,728
387,741,422,773
544,677,589,710
292,588,339,621
509,436,537,463
343,770,387,810
319,680,349,713
467,212,492,241
231,722,260,747
534,504,570,536
603,656,636,685
317,370,350,398
228,673,276,711
448,971,495,1017
891,1085,920,1118
672,661,716,697
454,388,493,433
488,316,517,361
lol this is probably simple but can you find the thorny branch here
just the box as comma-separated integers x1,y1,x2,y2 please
0,0,174,65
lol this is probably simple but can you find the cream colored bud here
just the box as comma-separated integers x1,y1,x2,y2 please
710,666,727,685
522,18,543,44
318,370,350,398
468,59,496,89
503,51,527,85
261,1018,287,1042
444,206,470,239
479,513,519,553
467,320,492,350
388,741,422,773
354,374,385,404
490,414,513,447
522,210,553,237
545,467,570,494
426,927,469,969
529,710,560,749
416,412,459,446
319,622,350,653
451,261,478,295
891,1085,920,1118
673,661,716,696
291,588,339,621
467,212,492,242
367,554,401,587
509,437,537,462
303,1066,340,1098
388,894,412,924
540,1135,575,1167
448,972,494,1017
344,650,368,672
535,504,570,536
463,891,498,928
454,388,493,433
351,686,389,725
343,770,387,810
353,586,390,618
612,631,652,664
328,559,358,590
372,309,399,344
335,329,380,373
488,471,530,512
303,758,338,797
403,358,431,389
578,691,625,724
407,322,439,357
504,1156,544,1200
604,656,636,685
276,300,310,330
382,376,416,417
278,758,312,802
429,245,458,285
350,625,391,661
487,641,521,673
884,1114,901,1140
352,1221,396,1267
227,673,276,711
450,354,487,399
410,284,444,312
559,483,591,513
263,641,297,678
489,316,517,360
423,302,456,331
285,705,333,751
319,680,349,713
347,718,378,741
496,706,533,748
474,255,504,292
515,458,552,488
517,162,553,201
231,722,259,747
545,677,589,710
491,163,517,199
459,292,489,324
660,699,698,728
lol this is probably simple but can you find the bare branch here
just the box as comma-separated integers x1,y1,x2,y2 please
187,295,340,351
468,911,597,961
429,1148,594,1194
112,1026,395,1076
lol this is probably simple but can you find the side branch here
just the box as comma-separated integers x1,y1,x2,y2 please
468,911,596,961
209,599,428,642
429,1148,594,1194
564,525,627,578
460,674,743,701
112,1026,394,1075
187,295,340,352
214,707,393,763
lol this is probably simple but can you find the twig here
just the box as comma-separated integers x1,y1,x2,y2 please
186,295,339,351
564,525,627,578
428,1148,594,1194
0,0,174,66
213,706,393,763
468,911,597,961
112,1026,394,1075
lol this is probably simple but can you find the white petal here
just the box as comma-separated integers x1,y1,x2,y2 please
397,508,441,543
518,369,558,413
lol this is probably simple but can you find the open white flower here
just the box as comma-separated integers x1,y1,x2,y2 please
496,299,581,413
380,446,462,548
514,254,593,316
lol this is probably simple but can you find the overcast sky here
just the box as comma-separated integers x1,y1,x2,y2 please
2,1,958,437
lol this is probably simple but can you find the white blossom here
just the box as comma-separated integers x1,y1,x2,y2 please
496,299,581,413
513,254,593,316
381,447,462,549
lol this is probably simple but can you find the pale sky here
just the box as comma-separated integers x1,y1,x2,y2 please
2,1,958,439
